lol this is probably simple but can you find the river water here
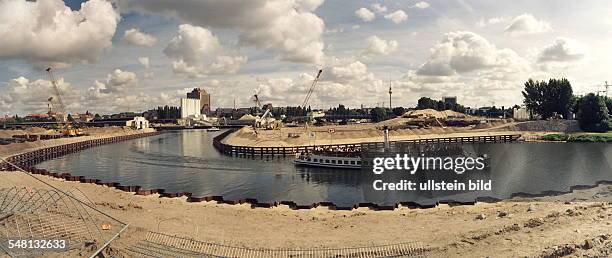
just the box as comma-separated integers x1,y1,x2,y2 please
37,130,612,205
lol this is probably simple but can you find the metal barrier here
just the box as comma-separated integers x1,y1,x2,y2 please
123,231,432,258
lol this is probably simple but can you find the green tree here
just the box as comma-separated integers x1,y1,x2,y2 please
370,107,388,122
605,98,612,115
67,114,74,122
417,97,437,110
392,106,406,116
522,78,573,119
577,93,610,132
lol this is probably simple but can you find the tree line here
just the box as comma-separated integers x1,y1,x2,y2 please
522,78,610,132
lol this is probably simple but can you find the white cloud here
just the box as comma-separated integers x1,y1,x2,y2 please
164,24,220,64
363,36,398,56
371,3,387,13
138,57,150,69
416,31,529,79
164,24,247,77
2,76,80,113
413,2,430,9
537,37,587,66
117,0,325,64
240,9,324,63
208,55,248,74
505,13,552,36
144,72,155,79
476,17,508,27
98,69,138,94
123,28,158,47
329,61,375,83
0,0,119,68
385,10,408,24
355,8,375,22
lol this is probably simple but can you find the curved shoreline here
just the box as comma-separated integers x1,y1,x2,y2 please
2,130,611,211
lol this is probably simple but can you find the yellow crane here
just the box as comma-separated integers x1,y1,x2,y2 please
46,67,84,137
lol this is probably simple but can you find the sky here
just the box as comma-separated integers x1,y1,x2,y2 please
1,0,611,115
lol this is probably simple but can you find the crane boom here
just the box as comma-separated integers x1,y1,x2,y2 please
46,67,83,137
301,69,323,108
46,68,67,123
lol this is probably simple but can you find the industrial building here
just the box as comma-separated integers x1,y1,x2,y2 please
187,88,211,115
180,98,202,119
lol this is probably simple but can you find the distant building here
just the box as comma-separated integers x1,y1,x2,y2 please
233,108,251,118
111,112,138,119
513,106,534,120
24,113,50,121
181,98,201,118
442,96,457,105
74,111,94,122
126,116,150,129
214,108,234,118
186,88,211,115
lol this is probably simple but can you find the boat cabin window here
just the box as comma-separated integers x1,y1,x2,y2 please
350,161,355,165
356,161,361,165
344,160,349,164
332,160,336,164
325,159,330,163
313,158,318,162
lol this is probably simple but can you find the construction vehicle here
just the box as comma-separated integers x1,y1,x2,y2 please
251,94,281,130
46,68,85,137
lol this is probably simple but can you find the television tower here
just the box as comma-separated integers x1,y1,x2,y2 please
388,80,392,110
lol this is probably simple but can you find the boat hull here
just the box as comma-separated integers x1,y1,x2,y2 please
293,154,362,169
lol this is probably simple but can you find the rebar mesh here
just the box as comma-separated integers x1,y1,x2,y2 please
0,158,128,258
121,231,431,258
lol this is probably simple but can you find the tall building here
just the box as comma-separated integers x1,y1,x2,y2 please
180,98,201,118
187,88,211,115
442,96,457,105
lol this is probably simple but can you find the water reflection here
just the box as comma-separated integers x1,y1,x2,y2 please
37,130,612,205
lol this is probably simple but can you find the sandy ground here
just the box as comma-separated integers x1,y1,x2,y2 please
222,119,564,147
0,171,610,257
0,127,155,158
2,123,607,257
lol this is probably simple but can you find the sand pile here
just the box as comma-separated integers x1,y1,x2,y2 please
403,109,468,119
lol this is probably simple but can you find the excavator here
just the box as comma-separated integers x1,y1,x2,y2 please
46,68,85,137
252,94,281,130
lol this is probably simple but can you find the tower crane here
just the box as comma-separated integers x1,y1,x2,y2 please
46,68,84,137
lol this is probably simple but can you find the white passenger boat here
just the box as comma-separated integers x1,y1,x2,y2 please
207,127,220,131
293,152,362,169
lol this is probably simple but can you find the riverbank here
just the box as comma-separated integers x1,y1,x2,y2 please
1,171,610,257
0,127,156,158
222,120,575,147
542,132,612,142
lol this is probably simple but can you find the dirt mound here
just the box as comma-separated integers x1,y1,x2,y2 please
404,109,468,119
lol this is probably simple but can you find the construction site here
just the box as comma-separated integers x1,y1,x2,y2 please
220,68,579,148
1,64,608,257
